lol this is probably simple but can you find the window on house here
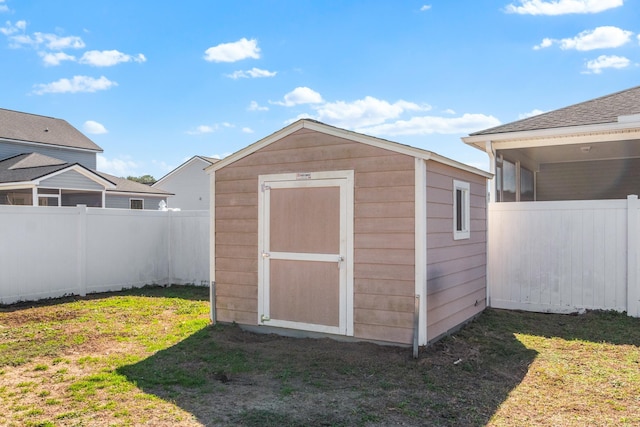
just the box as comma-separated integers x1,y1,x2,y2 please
453,180,470,240
502,159,517,202
520,167,534,201
130,199,144,210
38,188,60,206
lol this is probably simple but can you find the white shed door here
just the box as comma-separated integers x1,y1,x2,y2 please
258,172,353,335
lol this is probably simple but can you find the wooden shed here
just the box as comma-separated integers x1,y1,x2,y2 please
207,119,491,347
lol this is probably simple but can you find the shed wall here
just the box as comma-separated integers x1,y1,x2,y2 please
215,128,416,344
425,161,487,342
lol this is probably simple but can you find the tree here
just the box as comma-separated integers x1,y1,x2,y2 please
126,174,156,185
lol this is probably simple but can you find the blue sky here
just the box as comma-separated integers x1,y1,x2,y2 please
1,0,639,179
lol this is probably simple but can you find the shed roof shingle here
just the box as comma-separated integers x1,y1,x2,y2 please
0,108,103,152
471,85,640,136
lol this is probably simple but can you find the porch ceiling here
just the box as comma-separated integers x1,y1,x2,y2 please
499,138,640,166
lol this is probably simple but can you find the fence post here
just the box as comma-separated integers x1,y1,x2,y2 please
627,195,639,317
77,205,87,296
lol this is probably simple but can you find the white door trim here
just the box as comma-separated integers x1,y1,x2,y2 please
258,170,354,336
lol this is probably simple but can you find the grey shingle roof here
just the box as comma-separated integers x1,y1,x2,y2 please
0,153,72,183
0,108,103,152
470,85,640,136
0,152,170,195
97,171,173,195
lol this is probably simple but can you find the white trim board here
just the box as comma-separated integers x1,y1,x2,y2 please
207,119,491,179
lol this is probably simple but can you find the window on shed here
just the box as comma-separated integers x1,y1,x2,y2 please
130,199,144,210
453,180,470,240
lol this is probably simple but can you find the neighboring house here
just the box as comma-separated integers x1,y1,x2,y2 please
462,85,640,318
463,85,640,203
207,119,491,348
0,108,170,209
153,155,218,210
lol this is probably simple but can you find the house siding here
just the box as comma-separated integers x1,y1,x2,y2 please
425,161,487,342
155,158,211,210
215,128,416,344
0,140,96,169
105,195,166,210
537,158,640,201
40,170,105,191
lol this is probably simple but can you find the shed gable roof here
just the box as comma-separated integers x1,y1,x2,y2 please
471,85,640,136
0,108,103,152
207,119,491,178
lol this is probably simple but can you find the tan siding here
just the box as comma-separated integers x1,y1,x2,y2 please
215,128,416,344
425,160,487,341
354,278,415,296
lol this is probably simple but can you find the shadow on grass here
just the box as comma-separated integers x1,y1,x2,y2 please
117,311,544,427
0,284,209,313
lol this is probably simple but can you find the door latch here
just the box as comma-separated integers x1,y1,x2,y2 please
262,252,270,258
260,314,270,323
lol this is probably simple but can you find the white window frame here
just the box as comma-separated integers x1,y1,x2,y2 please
130,198,144,210
453,180,470,240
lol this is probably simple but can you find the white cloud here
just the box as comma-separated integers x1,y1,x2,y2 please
583,54,630,74
505,0,623,15
518,109,545,119
187,125,216,135
248,100,269,111
226,67,277,79
83,120,108,134
79,50,146,67
209,152,233,160
97,154,139,177
420,5,432,11
314,96,431,129
443,108,456,114
1,20,26,36
355,114,502,136
10,31,85,50
535,26,632,51
39,51,75,66
272,87,324,106
242,127,254,133
0,0,9,13
186,123,234,135
32,75,117,94
203,38,260,62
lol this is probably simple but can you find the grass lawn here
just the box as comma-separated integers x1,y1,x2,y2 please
0,285,638,426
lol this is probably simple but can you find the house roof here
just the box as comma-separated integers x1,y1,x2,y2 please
0,108,103,152
0,152,171,196
97,171,173,196
0,153,73,183
470,85,640,136
207,119,492,178
153,155,219,188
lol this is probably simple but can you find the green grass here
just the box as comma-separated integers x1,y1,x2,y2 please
0,285,639,426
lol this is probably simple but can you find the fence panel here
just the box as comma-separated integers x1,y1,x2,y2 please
0,206,209,304
488,199,630,314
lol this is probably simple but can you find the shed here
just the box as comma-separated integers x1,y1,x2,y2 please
207,119,491,346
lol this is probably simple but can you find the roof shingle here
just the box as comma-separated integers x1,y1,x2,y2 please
471,85,640,136
0,108,103,152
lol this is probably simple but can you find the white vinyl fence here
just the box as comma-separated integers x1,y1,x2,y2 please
0,205,209,304
488,195,639,317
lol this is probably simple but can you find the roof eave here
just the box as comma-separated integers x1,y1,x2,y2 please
207,119,492,178
462,120,640,151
